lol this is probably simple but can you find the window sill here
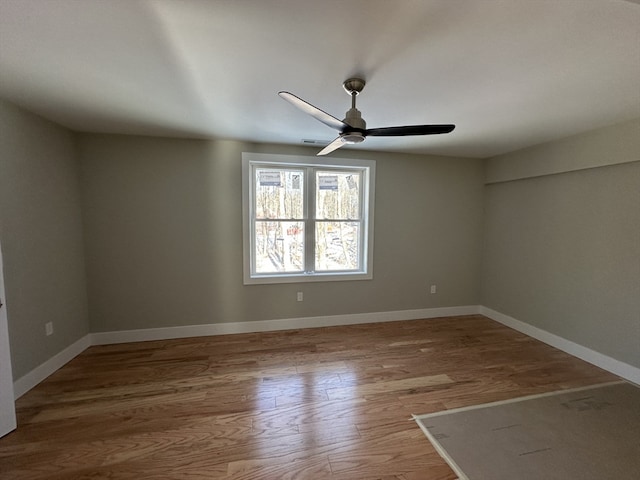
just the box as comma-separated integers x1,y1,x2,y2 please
243,271,373,285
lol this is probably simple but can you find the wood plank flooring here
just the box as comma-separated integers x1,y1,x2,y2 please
0,315,618,479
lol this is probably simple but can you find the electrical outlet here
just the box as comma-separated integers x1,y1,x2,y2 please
430,285,437,294
297,292,303,302
45,322,54,336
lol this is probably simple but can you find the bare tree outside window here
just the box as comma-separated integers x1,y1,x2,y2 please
254,168,305,273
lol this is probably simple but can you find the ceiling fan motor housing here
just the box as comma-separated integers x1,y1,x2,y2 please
343,107,366,130
342,107,366,143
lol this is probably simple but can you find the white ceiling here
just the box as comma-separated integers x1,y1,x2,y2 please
1,0,639,158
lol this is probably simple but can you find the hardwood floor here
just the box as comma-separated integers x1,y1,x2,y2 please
0,315,617,479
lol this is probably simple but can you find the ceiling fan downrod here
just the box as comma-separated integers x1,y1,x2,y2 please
342,78,366,132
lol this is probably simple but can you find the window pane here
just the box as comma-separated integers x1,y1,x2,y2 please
255,221,304,273
315,221,360,271
255,168,304,219
316,171,360,220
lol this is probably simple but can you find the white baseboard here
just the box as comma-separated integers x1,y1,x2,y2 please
13,334,91,399
14,306,478,397
15,305,639,399
91,306,481,345
480,306,640,386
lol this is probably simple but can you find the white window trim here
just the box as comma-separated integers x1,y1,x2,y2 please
242,152,375,285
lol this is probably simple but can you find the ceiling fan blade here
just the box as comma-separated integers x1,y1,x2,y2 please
317,136,345,156
365,124,455,137
278,92,348,131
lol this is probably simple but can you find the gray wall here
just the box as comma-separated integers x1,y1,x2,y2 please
482,119,640,368
0,100,89,379
77,134,484,332
3,96,637,381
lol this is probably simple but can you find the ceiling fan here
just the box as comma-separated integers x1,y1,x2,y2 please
278,77,455,156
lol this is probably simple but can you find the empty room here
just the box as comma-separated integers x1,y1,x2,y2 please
0,1,639,479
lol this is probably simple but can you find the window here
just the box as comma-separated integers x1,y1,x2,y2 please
242,153,375,284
